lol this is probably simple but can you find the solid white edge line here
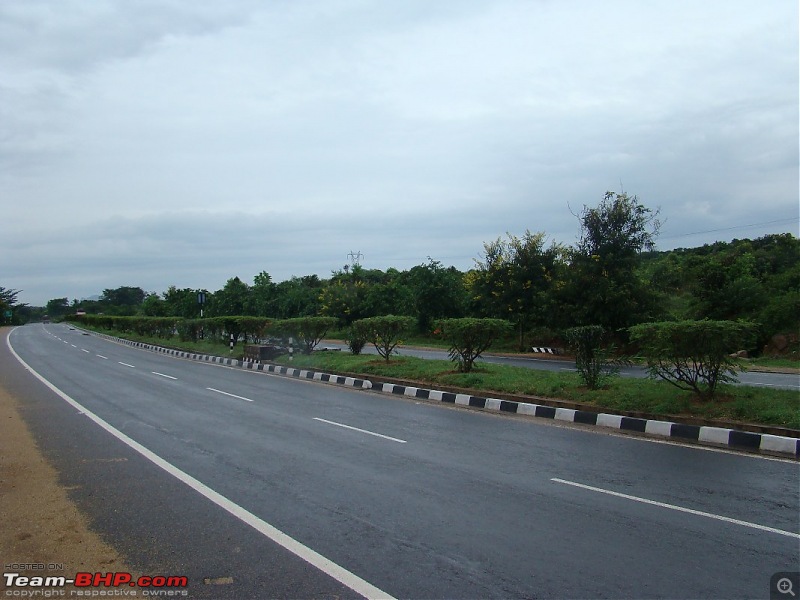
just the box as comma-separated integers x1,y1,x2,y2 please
551,478,799,539
6,329,395,600
313,418,407,444
152,372,178,380
206,387,253,402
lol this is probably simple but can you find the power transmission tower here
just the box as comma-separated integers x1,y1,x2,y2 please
347,251,364,268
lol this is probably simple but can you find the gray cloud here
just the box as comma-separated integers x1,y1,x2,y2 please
2,0,797,306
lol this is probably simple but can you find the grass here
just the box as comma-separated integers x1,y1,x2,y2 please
76,324,800,430
278,351,800,430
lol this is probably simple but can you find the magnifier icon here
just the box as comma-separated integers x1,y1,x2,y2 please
778,578,796,597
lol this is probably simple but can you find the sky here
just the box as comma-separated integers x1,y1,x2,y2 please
2,0,798,307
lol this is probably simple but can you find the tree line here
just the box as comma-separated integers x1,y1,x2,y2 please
22,191,800,352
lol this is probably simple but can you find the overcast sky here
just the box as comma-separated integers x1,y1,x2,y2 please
2,0,798,306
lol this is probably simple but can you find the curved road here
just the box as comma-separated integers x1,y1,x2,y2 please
3,323,799,599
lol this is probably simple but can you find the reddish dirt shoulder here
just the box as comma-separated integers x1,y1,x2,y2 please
0,329,133,592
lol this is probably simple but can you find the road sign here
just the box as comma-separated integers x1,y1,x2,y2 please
3,310,11,318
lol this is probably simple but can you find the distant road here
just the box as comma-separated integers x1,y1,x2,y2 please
4,323,799,599
321,341,800,390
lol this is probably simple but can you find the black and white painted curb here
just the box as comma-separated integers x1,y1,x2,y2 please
75,328,797,458
530,346,562,355
377,382,800,458
85,330,371,390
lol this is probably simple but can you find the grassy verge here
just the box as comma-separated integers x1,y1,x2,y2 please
277,351,800,430
76,325,800,430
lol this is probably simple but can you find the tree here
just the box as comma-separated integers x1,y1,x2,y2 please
556,192,662,332
469,232,561,349
439,318,511,373
250,271,277,317
689,250,766,321
163,287,204,319
100,286,146,315
0,287,24,324
273,276,322,318
404,259,467,333
319,266,370,324
140,293,167,316
46,298,70,319
211,277,250,316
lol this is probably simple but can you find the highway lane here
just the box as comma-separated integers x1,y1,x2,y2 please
5,323,800,599
320,341,800,390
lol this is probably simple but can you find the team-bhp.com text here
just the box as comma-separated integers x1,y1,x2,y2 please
4,572,188,597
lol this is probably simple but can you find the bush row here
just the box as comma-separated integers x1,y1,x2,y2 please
67,313,761,399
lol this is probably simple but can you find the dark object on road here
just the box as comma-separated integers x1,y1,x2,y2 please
244,344,285,362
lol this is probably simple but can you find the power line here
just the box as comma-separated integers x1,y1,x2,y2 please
660,217,798,240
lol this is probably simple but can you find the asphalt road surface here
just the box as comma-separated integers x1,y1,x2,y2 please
320,342,800,390
4,323,799,599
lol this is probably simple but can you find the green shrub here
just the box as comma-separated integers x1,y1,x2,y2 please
629,319,758,399
438,318,511,373
564,325,621,389
353,315,415,362
344,325,368,355
273,316,337,354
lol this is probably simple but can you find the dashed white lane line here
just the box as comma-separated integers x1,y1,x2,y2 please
551,478,799,539
152,371,177,380
97,355,108,360
118,362,136,368
313,417,407,444
206,387,253,402
81,349,90,353
7,334,393,600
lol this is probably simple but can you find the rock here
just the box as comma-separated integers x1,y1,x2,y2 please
771,334,789,351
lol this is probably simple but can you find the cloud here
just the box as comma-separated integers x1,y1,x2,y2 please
1,0,797,306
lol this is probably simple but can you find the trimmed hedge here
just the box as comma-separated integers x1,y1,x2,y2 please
629,319,758,399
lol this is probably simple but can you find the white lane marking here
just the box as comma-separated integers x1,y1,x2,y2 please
70,344,77,348
97,355,108,360
81,349,90,353
313,417,407,444
118,362,136,368
206,387,253,402
152,372,177,380
6,335,394,600
551,478,800,539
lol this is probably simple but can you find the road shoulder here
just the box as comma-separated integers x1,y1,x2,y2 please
0,327,131,592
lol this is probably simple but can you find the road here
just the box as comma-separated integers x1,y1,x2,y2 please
3,323,799,599
320,342,800,390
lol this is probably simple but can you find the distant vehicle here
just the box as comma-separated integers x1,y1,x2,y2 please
42,314,50,324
